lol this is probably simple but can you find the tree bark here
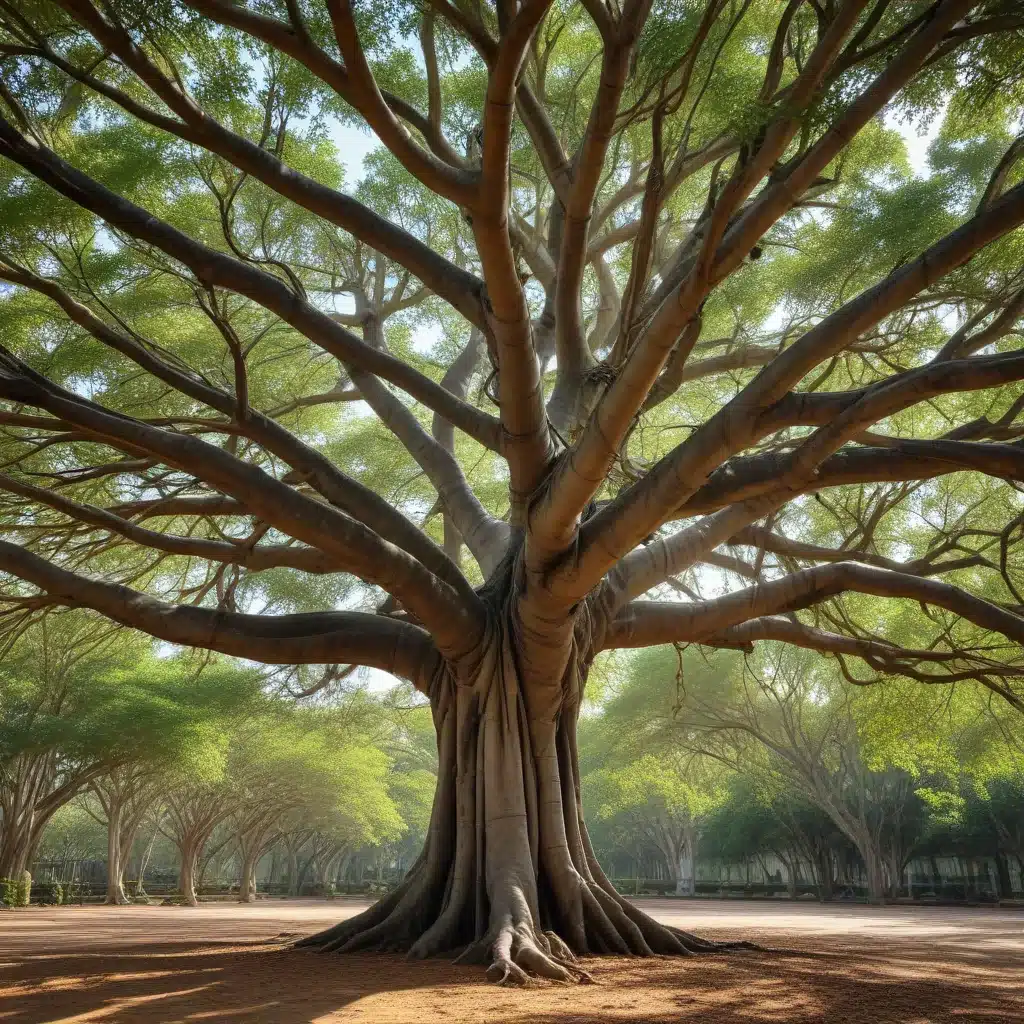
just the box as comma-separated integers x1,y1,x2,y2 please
178,841,200,907
298,617,751,983
675,843,695,898
0,824,34,881
105,800,129,905
239,848,259,904
674,824,697,897
862,846,886,905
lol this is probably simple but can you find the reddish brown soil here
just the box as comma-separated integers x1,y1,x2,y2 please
1,898,1021,1023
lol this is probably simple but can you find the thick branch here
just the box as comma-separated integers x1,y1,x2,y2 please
0,540,437,687
603,562,1024,650
0,472,340,574
474,2,558,515
572,177,1024,596
324,0,476,204
50,0,487,327
0,260,475,598
0,348,481,653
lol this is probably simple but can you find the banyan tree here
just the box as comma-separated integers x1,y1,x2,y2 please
1,0,1023,983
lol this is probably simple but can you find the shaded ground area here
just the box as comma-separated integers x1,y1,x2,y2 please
1,898,1020,1023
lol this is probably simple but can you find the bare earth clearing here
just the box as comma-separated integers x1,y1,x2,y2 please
1,898,1021,1023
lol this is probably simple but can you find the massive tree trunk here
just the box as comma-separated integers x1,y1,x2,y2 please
299,614,749,983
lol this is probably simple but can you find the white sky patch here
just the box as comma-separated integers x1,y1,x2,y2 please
328,119,379,185
363,666,403,692
410,322,442,353
884,99,948,178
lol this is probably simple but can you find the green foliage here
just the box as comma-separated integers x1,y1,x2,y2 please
0,614,265,815
32,880,63,906
582,640,1024,886
35,802,107,863
1,873,30,906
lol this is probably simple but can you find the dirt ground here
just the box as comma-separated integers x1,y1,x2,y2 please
1,898,1021,1023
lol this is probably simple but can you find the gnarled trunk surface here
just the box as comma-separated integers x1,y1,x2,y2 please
299,610,749,983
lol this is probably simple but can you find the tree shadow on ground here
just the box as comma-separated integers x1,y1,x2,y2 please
0,939,483,1024
0,932,1020,1023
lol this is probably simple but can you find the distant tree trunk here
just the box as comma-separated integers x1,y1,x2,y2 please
197,834,232,890
0,820,35,880
178,840,199,907
862,849,886,904
784,856,799,900
334,850,352,890
239,847,259,903
286,839,301,897
814,847,834,902
884,844,906,901
136,816,162,898
675,826,696,896
995,853,1013,900
105,799,128,905
118,816,143,897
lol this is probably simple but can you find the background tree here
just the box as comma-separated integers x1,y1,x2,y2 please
634,644,949,901
584,747,728,894
1,0,1023,982
159,724,236,907
0,614,230,882
228,705,401,901
84,656,260,903
33,799,106,886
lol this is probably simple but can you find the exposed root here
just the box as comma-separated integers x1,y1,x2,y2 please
668,925,764,953
483,920,595,986
486,956,531,986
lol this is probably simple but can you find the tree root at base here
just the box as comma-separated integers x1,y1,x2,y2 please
296,886,761,986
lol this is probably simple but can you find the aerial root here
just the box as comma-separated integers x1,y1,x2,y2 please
484,921,595,986
543,929,578,962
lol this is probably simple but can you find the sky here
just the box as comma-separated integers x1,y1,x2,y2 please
330,121,380,187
